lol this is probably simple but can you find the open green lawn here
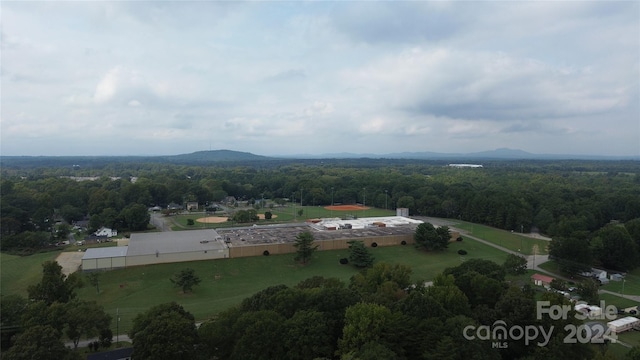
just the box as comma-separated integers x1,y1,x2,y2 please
69,236,507,334
602,268,640,296
452,221,550,255
598,293,640,310
1,251,61,296
170,205,397,230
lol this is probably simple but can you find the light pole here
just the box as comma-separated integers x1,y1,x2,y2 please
363,188,366,207
385,190,388,210
331,187,334,217
300,188,303,207
116,308,120,346
363,187,366,217
292,193,295,220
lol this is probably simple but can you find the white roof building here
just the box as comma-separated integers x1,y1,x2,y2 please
607,317,640,334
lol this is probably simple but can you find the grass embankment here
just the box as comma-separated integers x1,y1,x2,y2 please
3,236,507,335
1,251,61,295
453,221,550,255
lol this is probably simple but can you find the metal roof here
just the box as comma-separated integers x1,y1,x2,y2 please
608,317,640,327
127,229,226,257
82,246,129,260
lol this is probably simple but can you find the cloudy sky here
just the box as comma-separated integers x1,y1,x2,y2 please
2,1,639,157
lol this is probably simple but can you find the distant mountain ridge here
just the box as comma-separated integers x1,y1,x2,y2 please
279,148,638,160
164,150,273,162
2,149,638,168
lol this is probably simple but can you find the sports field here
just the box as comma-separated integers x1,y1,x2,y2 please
63,236,506,334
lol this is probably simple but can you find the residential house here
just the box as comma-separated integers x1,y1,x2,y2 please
186,201,199,211
94,227,118,238
531,273,555,287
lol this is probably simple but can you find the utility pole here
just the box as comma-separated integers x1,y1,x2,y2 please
385,190,388,210
116,308,120,346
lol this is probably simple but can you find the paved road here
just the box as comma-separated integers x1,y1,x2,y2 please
599,289,640,303
453,225,640,303
150,212,171,232
66,334,131,349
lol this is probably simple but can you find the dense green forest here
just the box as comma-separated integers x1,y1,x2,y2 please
2,158,639,270
2,158,640,359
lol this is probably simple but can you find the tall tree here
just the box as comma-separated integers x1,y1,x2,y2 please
348,240,374,268
120,203,150,231
549,236,593,275
130,302,198,360
349,262,412,306
27,261,78,305
3,325,80,360
592,224,639,271
503,253,528,275
170,268,202,293
86,272,101,294
293,231,318,265
414,223,450,251
337,303,393,356
284,310,335,360
64,300,112,349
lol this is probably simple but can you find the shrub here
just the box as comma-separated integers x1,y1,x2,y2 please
457,249,467,255
401,240,407,245
339,258,349,265
263,250,270,256
371,242,378,248
187,219,195,226
456,236,463,242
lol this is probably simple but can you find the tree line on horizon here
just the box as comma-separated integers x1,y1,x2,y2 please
1,161,639,270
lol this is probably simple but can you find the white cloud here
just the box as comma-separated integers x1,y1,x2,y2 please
1,1,637,157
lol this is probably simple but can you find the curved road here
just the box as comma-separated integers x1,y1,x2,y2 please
449,224,640,303
150,212,172,232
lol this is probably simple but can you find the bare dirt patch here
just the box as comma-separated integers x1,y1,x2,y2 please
55,252,85,276
196,216,229,224
197,214,278,223
324,205,370,211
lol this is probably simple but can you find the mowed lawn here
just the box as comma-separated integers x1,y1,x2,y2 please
170,205,397,230
0,236,508,335
1,251,61,295
602,268,640,296
452,221,551,255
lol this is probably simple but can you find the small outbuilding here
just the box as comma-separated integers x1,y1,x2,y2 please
607,316,640,334
531,273,555,287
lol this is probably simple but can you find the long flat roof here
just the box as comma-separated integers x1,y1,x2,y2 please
82,246,129,260
217,216,422,247
127,229,226,257
608,317,640,327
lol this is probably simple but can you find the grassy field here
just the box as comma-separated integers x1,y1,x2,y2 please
169,205,397,230
71,236,508,334
452,221,550,255
1,251,61,295
598,293,640,310
602,268,640,296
